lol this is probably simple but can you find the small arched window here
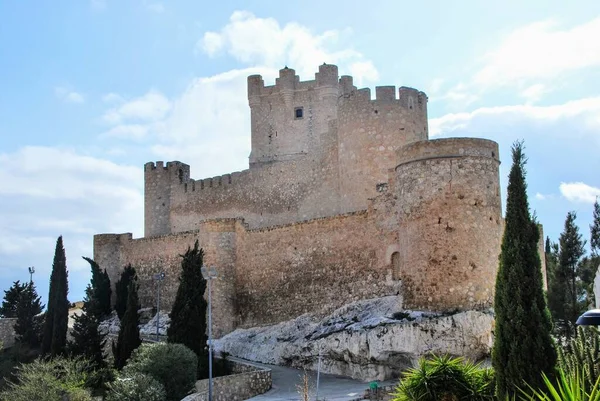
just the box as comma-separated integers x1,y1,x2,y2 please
408,96,414,110
178,169,184,183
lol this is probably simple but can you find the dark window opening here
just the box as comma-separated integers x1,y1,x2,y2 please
295,107,303,119
178,169,183,183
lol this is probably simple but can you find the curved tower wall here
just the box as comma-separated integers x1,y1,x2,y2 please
394,138,502,311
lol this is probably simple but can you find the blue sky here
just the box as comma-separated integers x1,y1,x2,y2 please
1,1,599,304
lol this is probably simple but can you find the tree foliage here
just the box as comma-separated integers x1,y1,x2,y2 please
557,325,600,393
69,289,107,369
82,257,112,318
112,281,141,370
0,281,26,318
492,141,556,398
167,240,208,378
548,212,587,337
14,281,44,348
41,236,70,357
114,265,136,321
591,199,600,257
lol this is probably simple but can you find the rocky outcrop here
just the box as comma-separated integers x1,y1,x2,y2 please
99,310,171,338
214,296,494,381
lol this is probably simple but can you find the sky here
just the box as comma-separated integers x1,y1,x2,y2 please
1,1,599,304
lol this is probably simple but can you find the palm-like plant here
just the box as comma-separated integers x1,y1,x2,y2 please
392,354,494,401
521,368,600,401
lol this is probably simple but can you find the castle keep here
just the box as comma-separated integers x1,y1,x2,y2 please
94,64,503,338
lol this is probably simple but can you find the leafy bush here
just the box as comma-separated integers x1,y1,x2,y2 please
106,372,166,401
123,342,197,401
558,325,600,392
0,343,39,388
522,367,600,401
392,354,495,401
0,356,93,401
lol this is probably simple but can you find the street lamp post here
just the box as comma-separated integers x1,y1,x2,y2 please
315,344,322,401
153,272,166,342
201,266,218,401
28,266,35,283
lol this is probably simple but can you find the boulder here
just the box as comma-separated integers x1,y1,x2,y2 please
214,296,494,381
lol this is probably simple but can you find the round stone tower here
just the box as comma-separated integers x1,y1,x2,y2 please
394,138,503,311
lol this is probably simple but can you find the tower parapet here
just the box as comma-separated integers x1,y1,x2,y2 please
144,161,190,237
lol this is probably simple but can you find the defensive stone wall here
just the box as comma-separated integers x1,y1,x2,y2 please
394,138,503,310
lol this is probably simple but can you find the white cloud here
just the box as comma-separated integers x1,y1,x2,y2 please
474,17,600,88
102,90,171,125
559,182,600,204
102,92,124,103
535,193,547,200
520,84,549,104
197,11,378,84
55,87,85,104
0,146,143,300
430,97,600,137
101,124,150,140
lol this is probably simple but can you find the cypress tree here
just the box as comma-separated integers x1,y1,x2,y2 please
14,281,44,348
167,240,208,378
492,141,556,398
68,257,113,368
591,199,600,257
113,281,141,370
82,257,112,318
115,264,136,320
0,280,26,318
41,235,70,357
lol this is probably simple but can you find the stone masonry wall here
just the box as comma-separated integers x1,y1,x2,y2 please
0,318,16,349
235,211,401,328
191,361,272,401
336,86,428,213
395,138,503,310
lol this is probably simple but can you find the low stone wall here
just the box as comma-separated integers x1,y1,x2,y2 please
184,359,271,401
0,318,17,349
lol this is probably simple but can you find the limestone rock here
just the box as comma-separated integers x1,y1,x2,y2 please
214,296,493,382
139,311,171,336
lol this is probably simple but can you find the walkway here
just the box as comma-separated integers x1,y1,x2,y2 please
228,357,396,401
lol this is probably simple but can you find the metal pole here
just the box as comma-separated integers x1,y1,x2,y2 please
28,266,35,283
208,275,213,401
315,344,321,401
156,279,161,342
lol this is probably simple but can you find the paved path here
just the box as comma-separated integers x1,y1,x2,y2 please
229,357,395,401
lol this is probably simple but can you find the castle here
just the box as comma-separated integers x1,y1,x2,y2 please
94,64,504,338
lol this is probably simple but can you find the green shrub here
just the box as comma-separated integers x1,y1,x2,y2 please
0,356,93,401
558,325,600,393
106,372,166,401
122,342,197,401
0,343,39,388
392,354,495,401
521,367,600,401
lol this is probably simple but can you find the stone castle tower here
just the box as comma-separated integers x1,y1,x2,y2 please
94,64,503,338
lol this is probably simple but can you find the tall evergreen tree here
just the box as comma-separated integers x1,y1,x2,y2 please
0,280,26,318
82,257,112,318
492,141,556,398
114,264,136,320
591,198,600,257
167,240,208,377
41,235,70,357
68,257,113,368
551,212,587,337
69,284,107,368
14,281,44,348
113,281,141,370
